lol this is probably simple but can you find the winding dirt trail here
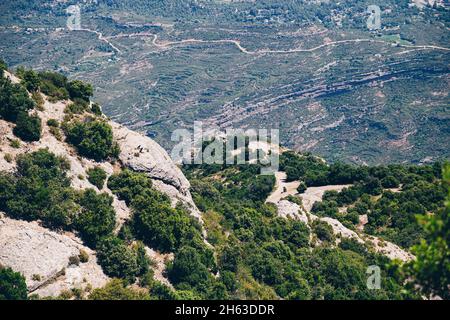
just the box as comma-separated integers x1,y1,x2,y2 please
266,172,300,204
104,32,450,55
77,28,123,54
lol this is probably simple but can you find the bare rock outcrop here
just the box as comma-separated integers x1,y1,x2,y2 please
276,200,309,225
269,176,414,262
112,122,189,193
112,122,202,220
367,235,415,262
314,216,365,244
0,78,205,297
0,214,109,297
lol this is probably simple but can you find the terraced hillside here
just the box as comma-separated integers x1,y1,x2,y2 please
0,0,448,164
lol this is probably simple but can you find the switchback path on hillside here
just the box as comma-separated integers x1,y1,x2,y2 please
105,32,450,55
266,171,300,204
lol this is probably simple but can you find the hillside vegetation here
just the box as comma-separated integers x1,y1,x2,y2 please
0,63,448,300
0,1,448,164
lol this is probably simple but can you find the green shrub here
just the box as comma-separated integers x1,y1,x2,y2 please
220,270,237,292
9,139,20,148
20,69,40,92
49,126,62,141
65,119,120,161
79,249,89,263
31,92,44,111
32,274,41,281
381,176,400,189
91,103,102,116
87,167,107,189
313,220,335,243
247,174,275,201
67,80,93,102
149,281,177,300
64,100,89,115
38,71,69,101
46,119,59,127
4,153,13,163
0,77,35,122
96,236,140,283
109,169,207,256
2,150,77,228
297,181,307,194
107,170,153,205
132,193,202,253
134,241,151,277
0,267,28,300
168,246,211,288
0,173,18,211
13,112,42,142
69,255,80,266
89,279,150,300
139,269,155,288
0,58,6,74
75,189,116,247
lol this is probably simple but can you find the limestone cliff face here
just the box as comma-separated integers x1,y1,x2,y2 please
111,122,201,219
0,86,201,222
0,73,201,296
0,214,109,297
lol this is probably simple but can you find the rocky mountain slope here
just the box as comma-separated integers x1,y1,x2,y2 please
0,0,448,164
0,67,447,300
0,71,202,296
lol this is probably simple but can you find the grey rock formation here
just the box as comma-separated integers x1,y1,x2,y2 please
112,122,202,220
0,214,109,297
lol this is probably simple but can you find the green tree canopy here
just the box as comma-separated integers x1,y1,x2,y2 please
13,112,42,142
65,119,119,161
0,267,28,300
75,189,116,246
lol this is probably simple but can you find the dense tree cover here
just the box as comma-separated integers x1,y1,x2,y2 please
184,163,412,299
281,151,442,188
400,163,450,299
75,189,116,247
0,267,28,300
96,237,149,284
284,151,445,249
64,118,120,161
13,112,41,142
87,166,107,189
108,170,219,297
108,170,206,253
0,149,117,246
0,73,35,122
312,164,446,249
